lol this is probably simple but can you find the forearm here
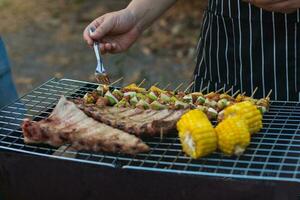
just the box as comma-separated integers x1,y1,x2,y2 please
127,0,177,32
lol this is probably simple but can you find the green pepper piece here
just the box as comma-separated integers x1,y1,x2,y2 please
136,99,150,109
130,96,139,106
160,93,171,103
175,100,189,109
183,94,193,104
104,91,119,106
147,91,158,101
150,100,167,110
124,91,137,98
196,96,206,104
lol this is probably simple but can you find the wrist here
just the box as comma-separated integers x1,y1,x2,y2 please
125,4,145,33
126,0,177,33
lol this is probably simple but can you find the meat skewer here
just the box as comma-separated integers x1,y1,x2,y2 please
22,96,149,154
82,79,271,124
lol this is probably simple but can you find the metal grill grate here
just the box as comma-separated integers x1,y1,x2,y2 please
0,78,299,182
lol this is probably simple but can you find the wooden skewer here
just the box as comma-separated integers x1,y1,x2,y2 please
138,79,146,87
160,128,164,141
224,86,233,94
266,89,273,99
163,83,171,90
153,82,159,87
201,86,208,93
109,77,124,86
232,89,240,97
184,81,195,93
250,87,258,98
174,83,184,92
216,87,225,94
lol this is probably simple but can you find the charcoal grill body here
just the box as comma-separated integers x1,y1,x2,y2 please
0,151,299,200
0,78,300,200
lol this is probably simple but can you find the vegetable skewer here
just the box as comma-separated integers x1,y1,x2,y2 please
83,81,271,121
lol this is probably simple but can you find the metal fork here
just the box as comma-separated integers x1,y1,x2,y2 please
89,27,110,84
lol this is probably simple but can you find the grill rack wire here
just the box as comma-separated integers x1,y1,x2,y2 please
0,78,299,183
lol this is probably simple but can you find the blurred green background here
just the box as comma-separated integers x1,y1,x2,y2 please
0,0,207,95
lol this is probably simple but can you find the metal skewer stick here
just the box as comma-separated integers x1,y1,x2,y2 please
109,77,124,86
137,79,146,87
250,87,258,98
163,83,171,90
266,89,273,99
184,81,195,93
174,83,184,92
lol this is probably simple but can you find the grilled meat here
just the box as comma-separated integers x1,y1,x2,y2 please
74,99,188,136
22,96,149,154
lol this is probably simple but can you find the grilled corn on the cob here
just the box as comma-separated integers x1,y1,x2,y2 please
221,101,262,134
215,116,250,156
177,110,217,159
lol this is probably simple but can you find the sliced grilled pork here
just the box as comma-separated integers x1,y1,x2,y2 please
75,100,188,136
22,96,149,154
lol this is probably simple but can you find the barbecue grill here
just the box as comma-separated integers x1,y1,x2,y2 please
0,78,299,200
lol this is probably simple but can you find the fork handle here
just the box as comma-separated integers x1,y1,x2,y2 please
89,28,104,71
93,42,102,64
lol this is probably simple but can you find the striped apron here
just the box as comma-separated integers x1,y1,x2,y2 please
193,0,300,101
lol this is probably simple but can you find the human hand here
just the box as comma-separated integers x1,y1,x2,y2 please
243,0,299,13
83,9,141,54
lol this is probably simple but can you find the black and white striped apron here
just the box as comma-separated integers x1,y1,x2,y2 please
193,0,300,101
